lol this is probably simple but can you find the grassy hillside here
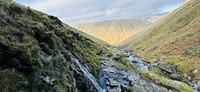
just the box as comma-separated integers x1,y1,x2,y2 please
0,0,111,91
74,18,152,45
125,0,200,79
65,24,111,47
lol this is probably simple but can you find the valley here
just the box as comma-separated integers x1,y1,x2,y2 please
124,0,200,83
0,0,199,92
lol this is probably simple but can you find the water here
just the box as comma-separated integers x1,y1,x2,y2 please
69,53,106,92
98,53,166,92
125,51,149,70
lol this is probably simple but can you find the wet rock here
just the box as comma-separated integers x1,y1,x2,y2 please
151,63,158,67
158,62,177,73
154,59,159,63
187,76,192,81
109,79,120,86
107,86,121,92
120,84,129,92
105,80,110,85
192,69,198,74
193,84,200,92
41,75,55,85
197,80,200,86
169,89,179,92
169,73,182,81
125,53,149,70
99,51,168,92
197,87,200,92
102,67,117,73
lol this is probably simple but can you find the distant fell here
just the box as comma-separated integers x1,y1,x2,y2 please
74,18,152,45
134,12,168,23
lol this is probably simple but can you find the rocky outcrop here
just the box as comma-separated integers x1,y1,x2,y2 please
157,63,177,74
150,60,200,91
74,19,152,45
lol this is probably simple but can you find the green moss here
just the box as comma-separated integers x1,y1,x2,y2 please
113,54,137,71
129,86,136,92
111,53,194,92
0,0,111,91
182,44,200,57
139,69,195,92
0,68,27,92
126,0,200,80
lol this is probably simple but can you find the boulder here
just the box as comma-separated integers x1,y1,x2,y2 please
109,79,120,86
151,63,158,67
41,75,55,85
187,76,192,81
169,73,182,81
154,59,159,63
192,69,198,74
197,80,200,86
158,62,177,73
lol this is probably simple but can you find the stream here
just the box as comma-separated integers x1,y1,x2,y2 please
69,50,171,92
124,51,150,70
98,50,169,92
69,49,198,92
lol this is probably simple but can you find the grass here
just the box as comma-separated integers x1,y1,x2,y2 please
125,0,200,79
113,54,137,71
0,68,27,92
139,69,195,92
113,54,195,92
0,0,111,91
68,26,111,47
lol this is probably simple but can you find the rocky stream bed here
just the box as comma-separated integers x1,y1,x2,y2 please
70,49,199,92
98,51,170,92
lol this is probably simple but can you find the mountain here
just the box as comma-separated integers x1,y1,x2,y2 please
0,1,111,91
125,0,200,80
134,12,168,23
0,0,197,92
74,18,152,45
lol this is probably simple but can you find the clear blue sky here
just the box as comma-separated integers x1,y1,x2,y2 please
14,0,186,26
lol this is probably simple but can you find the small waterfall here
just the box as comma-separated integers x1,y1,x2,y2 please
69,53,106,92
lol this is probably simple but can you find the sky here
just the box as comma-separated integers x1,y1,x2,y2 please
13,0,186,26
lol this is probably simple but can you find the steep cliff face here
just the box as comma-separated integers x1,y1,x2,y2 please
74,19,152,45
0,1,110,91
125,0,200,80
